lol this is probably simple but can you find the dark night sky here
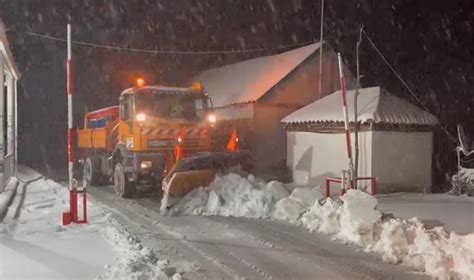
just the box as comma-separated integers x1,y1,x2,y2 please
1,0,473,190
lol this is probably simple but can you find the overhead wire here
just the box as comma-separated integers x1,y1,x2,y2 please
7,27,360,55
362,29,459,145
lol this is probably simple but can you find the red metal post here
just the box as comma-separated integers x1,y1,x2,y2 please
83,192,87,223
325,178,330,197
371,178,377,195
70,190,77,221
325,178,342,198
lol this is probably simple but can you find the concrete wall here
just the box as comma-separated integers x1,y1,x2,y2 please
287,131,372,187
287,130,433,193
372,131,433,193
254,104,297,176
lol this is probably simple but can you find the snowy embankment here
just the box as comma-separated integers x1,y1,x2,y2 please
170,173,474,280
0,178,19,218
0,171,180,280
99,214,179,280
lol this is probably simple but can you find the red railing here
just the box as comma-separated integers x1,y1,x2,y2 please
325,176,377,198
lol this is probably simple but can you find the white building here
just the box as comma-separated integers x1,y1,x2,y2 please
0,20,20,191
282,86,438,193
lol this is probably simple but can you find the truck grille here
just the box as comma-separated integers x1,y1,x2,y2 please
147,138,204,149
182,138,201,148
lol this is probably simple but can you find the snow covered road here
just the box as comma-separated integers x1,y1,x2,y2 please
88,185,427,279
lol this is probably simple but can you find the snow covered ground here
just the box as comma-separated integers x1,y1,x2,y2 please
169,173,474,280
89,183,426,279
0,167,179,280
377,192,474,235
2,168,469,279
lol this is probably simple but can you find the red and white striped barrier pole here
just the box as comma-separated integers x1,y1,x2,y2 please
63,24,87,225
67,24,74,194
337,53,354,191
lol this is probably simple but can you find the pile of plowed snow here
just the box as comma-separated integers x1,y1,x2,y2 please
99,215,181,280
170,173,291,218
275,188,474,280
171,173,474,279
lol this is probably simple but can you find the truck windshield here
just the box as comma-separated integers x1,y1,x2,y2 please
135,92,206,120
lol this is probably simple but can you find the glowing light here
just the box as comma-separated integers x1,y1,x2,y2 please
177,136,183,144
136,113,146,122
137,78,145,87
206,113,216,123
192,82,202,92
140,161,152,169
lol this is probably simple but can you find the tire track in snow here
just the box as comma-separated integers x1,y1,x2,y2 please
240,218,400,279
204,216,336,279
130,199,274,279
192,216,345,279
88,187,236,279
165,217,273,280
127,199,248,279
89,186,427,280
152,220,244,280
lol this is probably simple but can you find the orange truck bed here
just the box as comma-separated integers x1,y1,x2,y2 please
77,106,119,151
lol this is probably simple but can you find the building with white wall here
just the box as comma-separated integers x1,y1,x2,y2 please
0,20,20,191
282,87,438,193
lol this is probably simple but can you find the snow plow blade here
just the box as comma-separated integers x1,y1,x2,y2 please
161,151,251,209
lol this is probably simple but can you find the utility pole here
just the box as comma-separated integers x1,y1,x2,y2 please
354,27,363,182
318,0,325,99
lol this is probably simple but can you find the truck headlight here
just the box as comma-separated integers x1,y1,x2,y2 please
140,160,152,169
136,113,146,122
206,113,216,124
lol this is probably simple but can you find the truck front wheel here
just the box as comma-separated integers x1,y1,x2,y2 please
113,163,135,198
84,156,103,186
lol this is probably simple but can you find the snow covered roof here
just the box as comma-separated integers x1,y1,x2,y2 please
192,42,321,106
282,87,438,126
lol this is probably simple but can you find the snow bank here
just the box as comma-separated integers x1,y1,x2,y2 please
170,173,474,279
97,215,178,280
170,174,291,218
271,186,323,223
278,189,474,280
451,167,474,196
0,170,180,280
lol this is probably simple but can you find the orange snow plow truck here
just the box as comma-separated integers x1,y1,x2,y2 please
77,81,250,199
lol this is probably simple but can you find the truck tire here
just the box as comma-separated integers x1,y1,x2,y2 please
84,156,102,186
153,172,164,196
113,163,135,198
